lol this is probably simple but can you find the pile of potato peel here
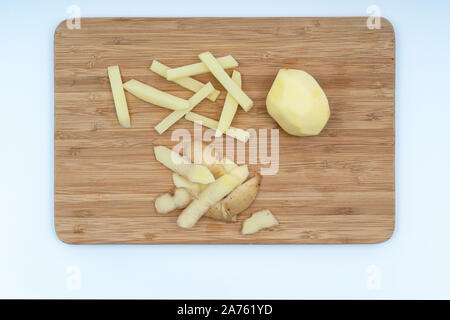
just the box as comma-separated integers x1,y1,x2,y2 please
153,141,278,234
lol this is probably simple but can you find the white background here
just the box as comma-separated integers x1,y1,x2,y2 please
1,0,449,299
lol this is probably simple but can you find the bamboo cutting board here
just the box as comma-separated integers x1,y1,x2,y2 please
54,18,395,244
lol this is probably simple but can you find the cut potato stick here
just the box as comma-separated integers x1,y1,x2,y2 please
154,83,214,134
150,60,220,102
216,70,241,136
123,79,189,110
166,55,238,80
177,165,249,228
107,66,131,128
185,112,249,143
242,209,279,235
198,52,253,111
154,146,215,184
205,174,261,222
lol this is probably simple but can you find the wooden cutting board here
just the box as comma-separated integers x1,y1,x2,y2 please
54,17,395,244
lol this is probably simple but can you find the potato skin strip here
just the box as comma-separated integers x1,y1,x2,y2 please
177,165,249,228
155,83,214,134
216,70,242,136
242,209,279,235
198,52,253,111
166,55,238,80
107,65,131,128
150,60,220,102
185,112,249,143
123,79,189,110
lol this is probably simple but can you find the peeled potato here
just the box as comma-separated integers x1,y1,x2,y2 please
266,69,330,136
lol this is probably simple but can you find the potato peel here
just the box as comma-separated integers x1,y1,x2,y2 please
204,174,261,222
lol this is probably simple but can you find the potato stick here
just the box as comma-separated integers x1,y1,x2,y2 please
185,112,249,143
107,66,131,128
166,55,238,80
150,60,220,102
123,79,189,110
216,70,241,136
154,83,214,134
198,52,253,111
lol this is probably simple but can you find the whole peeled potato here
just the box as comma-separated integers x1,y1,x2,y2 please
266,69,330,136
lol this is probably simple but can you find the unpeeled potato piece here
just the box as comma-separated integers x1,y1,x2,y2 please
204,174,261,222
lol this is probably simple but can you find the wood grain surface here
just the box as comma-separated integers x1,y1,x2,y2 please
54,17,395,244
